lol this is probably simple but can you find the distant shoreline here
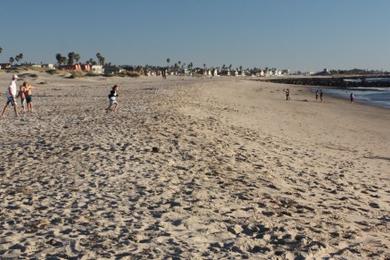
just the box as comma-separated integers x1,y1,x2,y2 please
262,75,390,88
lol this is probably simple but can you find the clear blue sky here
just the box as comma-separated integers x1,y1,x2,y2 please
1,0,389,71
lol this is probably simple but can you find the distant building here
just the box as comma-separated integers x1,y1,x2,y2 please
43,64,55,69
104,65,123,75
91,65,104,74
313,68,331,76
0,63,11,70
256,70,265,77
281,69,289,75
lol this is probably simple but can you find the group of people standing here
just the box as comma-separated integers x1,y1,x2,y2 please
1,75,34,117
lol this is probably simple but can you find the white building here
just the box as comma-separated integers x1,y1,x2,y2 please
43,64,55,69
91,65,104,75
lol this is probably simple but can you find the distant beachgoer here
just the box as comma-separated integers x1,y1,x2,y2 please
25,82,34,112
17,82,28,112
350,92,354,103
319,90,323,102
284,88,290,101
315,89,319,101
1,74,19,117
106,85,119,112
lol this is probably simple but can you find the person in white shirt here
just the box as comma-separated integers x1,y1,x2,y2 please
1,74,19,117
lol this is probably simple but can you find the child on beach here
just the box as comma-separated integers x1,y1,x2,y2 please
350,92,354,103
17,82,28,112
106,85,119,112
25,82,34,112
1,74,19,117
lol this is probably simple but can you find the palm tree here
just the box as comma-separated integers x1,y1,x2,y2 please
67,52,76,65
87,58,97,65
56,53,62,65
15,53,23,64
166,58,170,72
74,53,80,64
9,57,14,65
0,47,3,54
96,52,105,66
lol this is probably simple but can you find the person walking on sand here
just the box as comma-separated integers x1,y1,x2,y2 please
350,92,354,103
25,82,34,112
1,74,19,118
315,89,319,101
283,88,290,101
106,85,119,112
319,90,323,102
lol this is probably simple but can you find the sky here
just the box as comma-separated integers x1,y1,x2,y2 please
0,0,389,71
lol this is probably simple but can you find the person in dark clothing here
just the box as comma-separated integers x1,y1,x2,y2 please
284,88,290,101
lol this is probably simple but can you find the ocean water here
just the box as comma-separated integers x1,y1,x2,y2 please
317,88,390,109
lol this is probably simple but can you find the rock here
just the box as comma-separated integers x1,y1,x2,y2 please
152,147,159,153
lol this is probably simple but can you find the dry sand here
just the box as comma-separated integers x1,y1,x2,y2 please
0,72,389,259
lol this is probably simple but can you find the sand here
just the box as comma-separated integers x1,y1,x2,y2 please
0,71,389,259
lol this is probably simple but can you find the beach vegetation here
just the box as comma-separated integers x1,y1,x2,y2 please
96,53,105,66
15,53,24,64
55,53,68,65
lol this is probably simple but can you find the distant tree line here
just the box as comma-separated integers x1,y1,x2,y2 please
55,52,105,66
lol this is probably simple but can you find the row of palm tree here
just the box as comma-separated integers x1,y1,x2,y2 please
165,58,247,73
0,48,281,75
55,52,106,66
0,47,24,65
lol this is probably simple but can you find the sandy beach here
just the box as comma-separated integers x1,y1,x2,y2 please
0,72,389,259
